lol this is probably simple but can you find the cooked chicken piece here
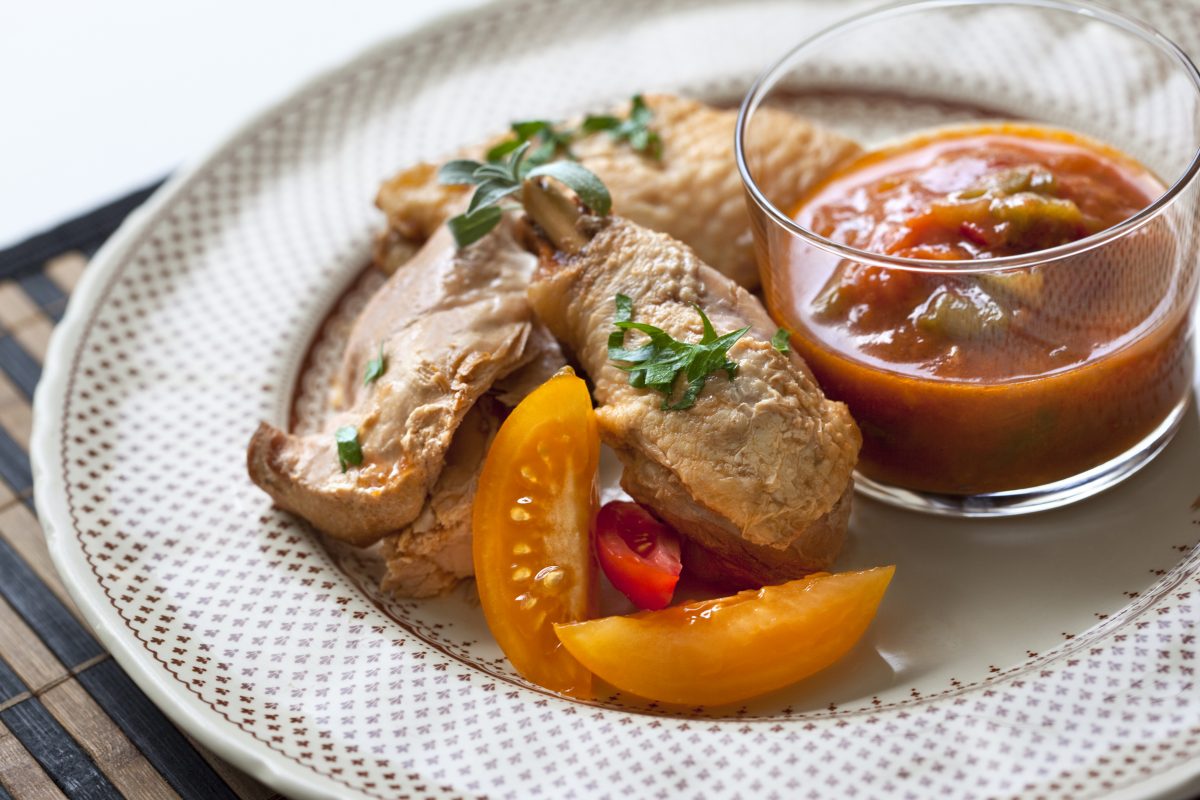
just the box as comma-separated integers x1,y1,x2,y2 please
379,336,567,597
524,196,861,587
374,94,861,289
490,324,568,408
380,398,501,597
265,95,859,589
247,222,538,546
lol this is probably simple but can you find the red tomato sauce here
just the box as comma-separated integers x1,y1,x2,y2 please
773,124,1190,494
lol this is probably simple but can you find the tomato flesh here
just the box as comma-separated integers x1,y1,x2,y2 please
555,566,895,706
472,370,599,697
595,501,682,610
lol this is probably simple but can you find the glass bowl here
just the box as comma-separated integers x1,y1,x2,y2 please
736,0,1200,516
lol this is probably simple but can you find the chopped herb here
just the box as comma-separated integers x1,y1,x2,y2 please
438,142,611,248
484,94,661,167
771,328,791,354
486,119,575,165
608,294,749,411
437,95,659,247
527,161,611,215
582,94,662,159
363,343,387,386
335,426,363,472
446,206,504,248
437,159,484,186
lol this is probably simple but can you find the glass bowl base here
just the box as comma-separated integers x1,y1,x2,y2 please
853,395,1191,517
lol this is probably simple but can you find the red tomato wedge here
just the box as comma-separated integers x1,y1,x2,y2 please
472,369,599,697
555,566,895,706
595,501,682,610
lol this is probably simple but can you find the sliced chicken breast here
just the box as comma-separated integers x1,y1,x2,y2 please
379,335,567,597
247,222,537,546
525,206,861,587
380,398,501,597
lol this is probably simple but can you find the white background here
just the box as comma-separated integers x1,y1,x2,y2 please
0,0,479,249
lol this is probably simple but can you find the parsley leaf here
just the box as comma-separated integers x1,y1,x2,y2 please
580,114,621,135
440,141,610,248
438,159,483,185
582,95,662,159
486,119,575,165
363,343,387,386
439,96,659,248
771,328,791,354
446,206,504,248
608,294,749,410
527,161,612,216
335,426,363,472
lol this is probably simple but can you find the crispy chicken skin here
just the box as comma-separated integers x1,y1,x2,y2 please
526,211,861,586
379,335,566,597
247,222,538,547
374,95,861,288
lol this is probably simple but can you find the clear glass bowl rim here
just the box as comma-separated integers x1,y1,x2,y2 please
734,0,1200,274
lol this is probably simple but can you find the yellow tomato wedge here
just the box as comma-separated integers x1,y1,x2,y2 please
472,369,599,697
554,566,894,706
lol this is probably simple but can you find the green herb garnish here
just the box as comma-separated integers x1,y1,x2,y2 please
363,343,387,386
335,426,363,472
581,95,662,159
486,119,575,165
439,142,612,248
608,294,749,410
445,206,503,248
771,328,791,354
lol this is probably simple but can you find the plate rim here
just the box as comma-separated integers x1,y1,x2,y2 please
27,0,1200,798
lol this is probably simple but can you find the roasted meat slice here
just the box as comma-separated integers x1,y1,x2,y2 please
374,94,861,288
247,222,537,546
379,334,567,597
380,398,501,597
524,198,861,587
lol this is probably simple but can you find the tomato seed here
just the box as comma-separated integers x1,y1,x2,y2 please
535,566,565,590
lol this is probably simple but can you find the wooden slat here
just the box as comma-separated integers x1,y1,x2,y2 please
183,735,282,800
0,503,81,622
0,698,122,800
15,275,66,322
0,428,31,500
0,657,28,705
0,336,39,401
75,660,241,800
40,679,183,800
0,284,38,331
0,533,104,673
0,371,32,452
0,478,14,512
0,597,67,692
0,721,69,800
10,317,52,365
42,254,86,295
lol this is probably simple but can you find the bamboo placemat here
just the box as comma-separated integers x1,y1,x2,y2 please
0,186,287,800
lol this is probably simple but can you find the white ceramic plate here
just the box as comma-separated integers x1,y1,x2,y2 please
32,1,1200,798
